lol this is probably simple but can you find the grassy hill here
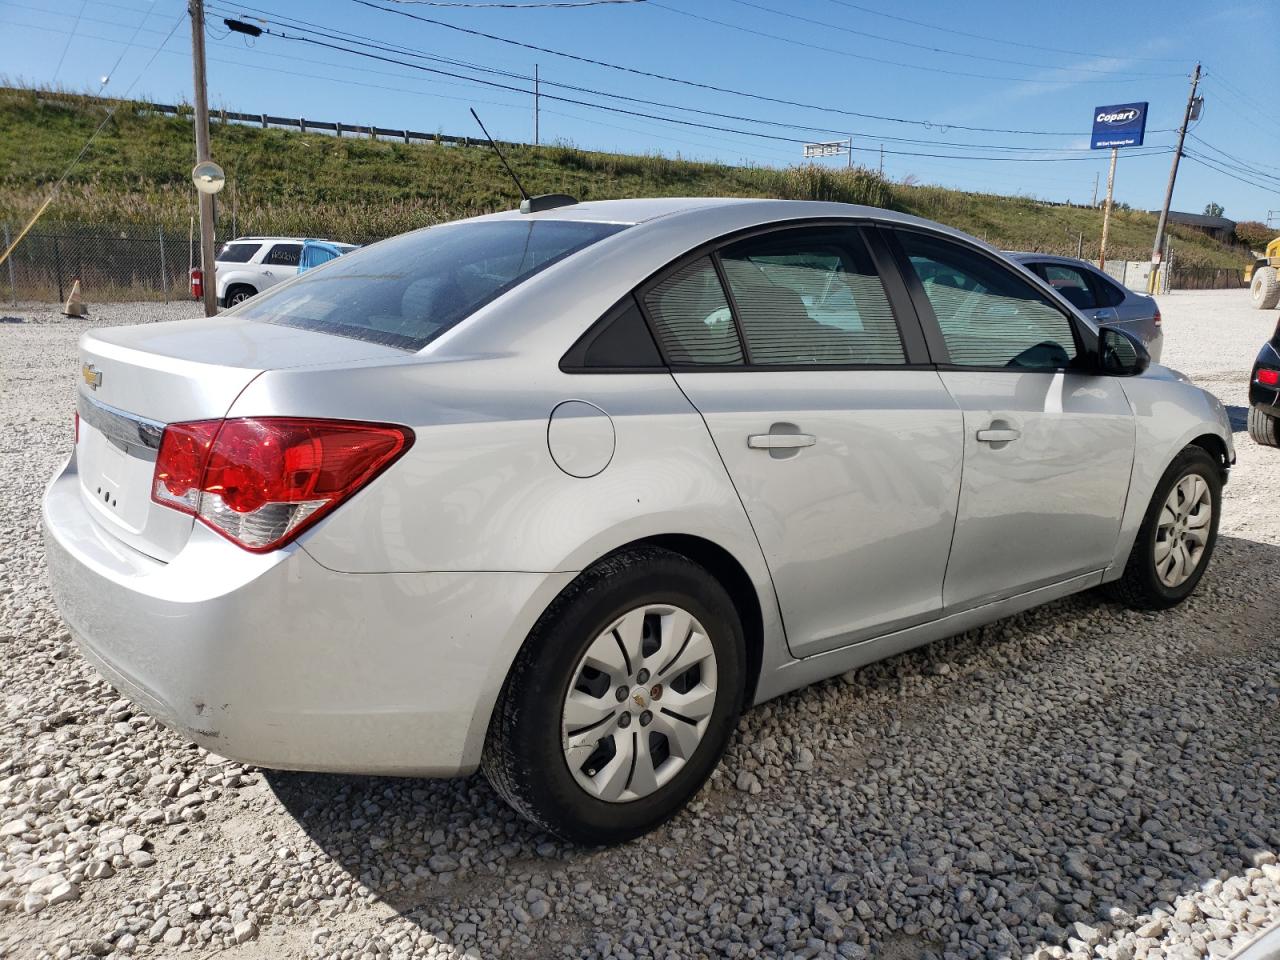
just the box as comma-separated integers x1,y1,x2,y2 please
0,86,1249,268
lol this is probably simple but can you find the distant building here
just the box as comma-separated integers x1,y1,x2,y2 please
1155,210,1237,242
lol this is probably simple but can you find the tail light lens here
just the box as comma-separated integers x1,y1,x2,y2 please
1259,368,1280,387
152,417,413,552
1152,308,1161,327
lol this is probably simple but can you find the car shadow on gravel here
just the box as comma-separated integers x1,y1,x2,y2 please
1226,405,1249,431
265,533,1280,958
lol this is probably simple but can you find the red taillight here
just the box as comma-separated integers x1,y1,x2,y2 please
1259,368,1280,387
151,417,413,552
1152,308,1161,327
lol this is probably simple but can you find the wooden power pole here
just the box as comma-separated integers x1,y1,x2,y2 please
1099,147,1118,270
1151,63,1201,292
189,0,218,317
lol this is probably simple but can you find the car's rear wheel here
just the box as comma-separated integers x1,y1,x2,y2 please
483,546,745,845
1107,446,1222,609
224,284,256,307
1248,405,1280,447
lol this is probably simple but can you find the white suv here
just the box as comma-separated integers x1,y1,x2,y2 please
215,237,355,307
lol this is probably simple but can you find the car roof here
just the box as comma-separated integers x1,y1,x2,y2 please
1005,251,1099,270
473,196,958,233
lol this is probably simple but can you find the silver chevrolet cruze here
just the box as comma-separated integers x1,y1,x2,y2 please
44,198,1234,844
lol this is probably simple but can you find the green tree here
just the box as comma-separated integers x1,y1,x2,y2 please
1204,201,1225,217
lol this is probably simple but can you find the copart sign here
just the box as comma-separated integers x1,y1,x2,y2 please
1091,102,1149,149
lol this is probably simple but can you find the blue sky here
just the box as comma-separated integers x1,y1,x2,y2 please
2,0,1278,221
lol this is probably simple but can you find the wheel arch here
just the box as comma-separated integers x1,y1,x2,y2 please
1188,432,1231,479
222,281,257,305
626,533,766,706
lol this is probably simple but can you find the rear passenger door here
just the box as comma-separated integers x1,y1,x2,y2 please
641,224,964,658
260,243,303,289
889,230,1135,611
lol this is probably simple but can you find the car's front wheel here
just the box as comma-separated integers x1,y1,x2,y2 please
1108,446,1222,609
483,547,745,845
223,284,256,307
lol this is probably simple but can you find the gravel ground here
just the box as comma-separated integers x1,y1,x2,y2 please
1,291,1278,960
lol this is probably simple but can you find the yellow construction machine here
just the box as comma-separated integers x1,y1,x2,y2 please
1247,237,1280,309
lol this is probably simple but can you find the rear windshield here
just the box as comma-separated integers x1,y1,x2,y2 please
232,219,628,350
217,242,261,263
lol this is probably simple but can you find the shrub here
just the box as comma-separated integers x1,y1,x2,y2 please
1235,220,1275,253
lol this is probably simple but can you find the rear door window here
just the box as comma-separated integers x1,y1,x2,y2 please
216,243,261,263
718,227,905,365
264,243,303,267
235,220,627,351
1038,263,1098,311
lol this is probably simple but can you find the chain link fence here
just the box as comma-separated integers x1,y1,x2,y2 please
0,221,227,305
0,222,391,305
0,219,1251,306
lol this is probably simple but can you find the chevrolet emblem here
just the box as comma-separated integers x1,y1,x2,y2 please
81,363,102,390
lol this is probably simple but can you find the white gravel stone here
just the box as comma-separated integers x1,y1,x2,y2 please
0,291,1278,960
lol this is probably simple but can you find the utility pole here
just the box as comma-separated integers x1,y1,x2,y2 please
1099,147,1118,269
533,63,540,146
879,143,884,177
1151,63,1201,292
1091,171,1099,207
846,136,852,169
189,0,217,317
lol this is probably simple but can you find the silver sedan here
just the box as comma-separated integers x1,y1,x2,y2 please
44,198,1232,844
1008,252,1164,362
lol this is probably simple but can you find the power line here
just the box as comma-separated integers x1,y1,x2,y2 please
1187,134,1280,183
1184,151,1280,195
648,0,1167,85
381,0,645,5
51,0,89,81
1182,136,1280,189
340,0,1101,136
818,0,1185,63
1200,72,1280,138
722,0,1181,78
0,6,188,269
246,21,1176,163
209,1,1157,154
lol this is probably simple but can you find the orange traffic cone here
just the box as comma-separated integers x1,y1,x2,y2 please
63,278,88,318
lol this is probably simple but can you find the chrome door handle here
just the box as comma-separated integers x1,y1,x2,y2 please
976,428,1021,443
748,433,816,450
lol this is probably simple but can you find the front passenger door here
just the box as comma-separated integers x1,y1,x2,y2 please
891,230,1136,612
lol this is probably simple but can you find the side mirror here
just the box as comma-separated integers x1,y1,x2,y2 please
1098,325,1150,377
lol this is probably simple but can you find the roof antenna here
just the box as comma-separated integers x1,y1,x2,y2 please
468,107,577,215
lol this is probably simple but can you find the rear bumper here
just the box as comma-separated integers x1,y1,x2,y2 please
42,453,573,776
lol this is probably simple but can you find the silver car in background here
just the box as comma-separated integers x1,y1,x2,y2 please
1008,252,1164,362
44,198,1232,845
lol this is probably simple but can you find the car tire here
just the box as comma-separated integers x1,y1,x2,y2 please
1248,405,1280,447
1107,446,1222,610
223,285,256,307
1251,266,1280,310
482,546,746,846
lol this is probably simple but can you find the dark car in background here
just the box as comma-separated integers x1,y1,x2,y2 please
1008,253,1163,363
1248,314,1280,446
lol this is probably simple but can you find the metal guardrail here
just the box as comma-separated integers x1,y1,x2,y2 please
28,90,523,150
